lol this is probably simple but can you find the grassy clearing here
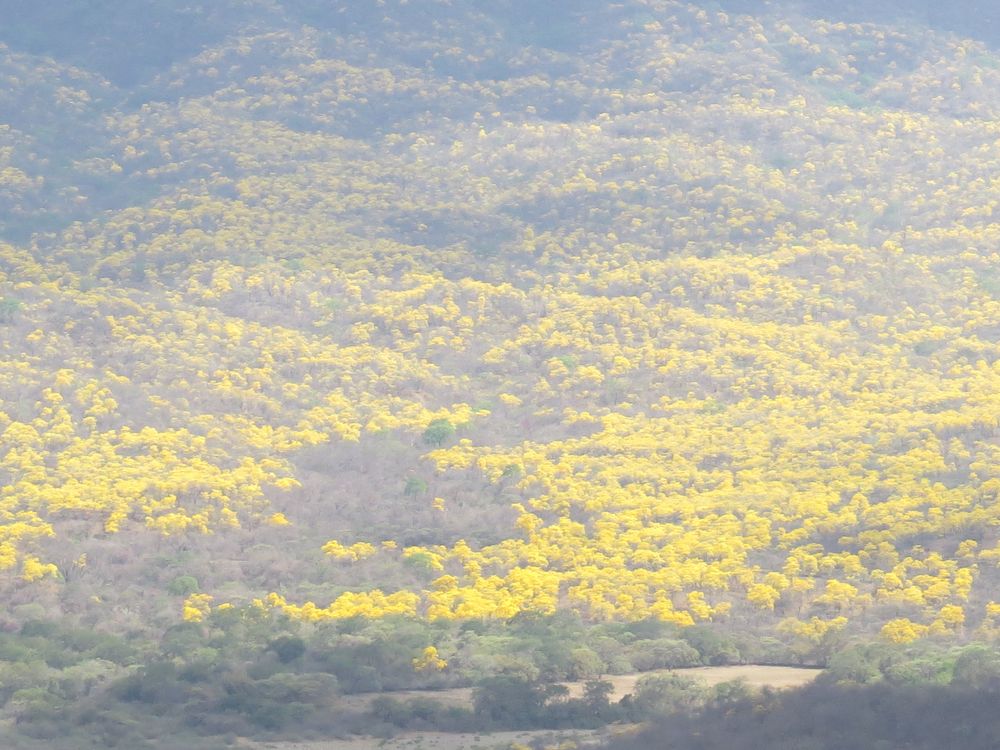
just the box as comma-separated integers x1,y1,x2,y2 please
339,664,823,712
279,664,823,750
251,728,607,750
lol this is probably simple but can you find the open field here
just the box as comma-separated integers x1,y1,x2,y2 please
253,666,820,749
656,665,824,691
248,728,609,750
330,664,822,721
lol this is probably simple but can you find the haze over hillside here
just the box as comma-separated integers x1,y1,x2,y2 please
3,1,1000,747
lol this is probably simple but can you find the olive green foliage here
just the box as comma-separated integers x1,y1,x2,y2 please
604,680,1000,750
422,418,456,447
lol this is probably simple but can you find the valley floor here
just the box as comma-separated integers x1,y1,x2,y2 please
254,665,821,749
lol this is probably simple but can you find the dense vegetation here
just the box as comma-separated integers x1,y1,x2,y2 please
605,679,1000,750
3,0,1000,746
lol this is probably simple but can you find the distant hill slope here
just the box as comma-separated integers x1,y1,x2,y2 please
2,0,1000,652
3,1,1000,89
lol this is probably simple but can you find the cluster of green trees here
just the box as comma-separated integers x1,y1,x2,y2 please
0,608,775,746
4,605,1000,747
604,678,1000,750
598,635,1000,750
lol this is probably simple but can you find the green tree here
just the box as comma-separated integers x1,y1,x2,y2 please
422,418,456,446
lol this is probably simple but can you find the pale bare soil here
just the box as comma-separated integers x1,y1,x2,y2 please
246,728,608,750
337,663,821,711
251,665,821,750
648,664,823,691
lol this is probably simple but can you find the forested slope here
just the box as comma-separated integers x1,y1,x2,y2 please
3,0,1000,744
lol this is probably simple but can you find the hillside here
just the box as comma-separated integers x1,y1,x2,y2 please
3,0,1000,745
